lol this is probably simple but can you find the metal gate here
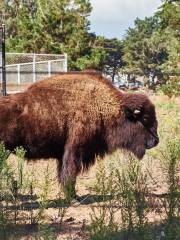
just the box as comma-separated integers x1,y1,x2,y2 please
0,24,6,96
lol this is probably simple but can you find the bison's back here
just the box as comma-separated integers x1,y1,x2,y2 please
26,73,122,118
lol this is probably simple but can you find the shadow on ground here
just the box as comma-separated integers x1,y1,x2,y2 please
0,193,113,211
1,217,180,240
0,193,179,240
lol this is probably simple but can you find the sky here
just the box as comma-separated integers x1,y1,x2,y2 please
89,0,162,39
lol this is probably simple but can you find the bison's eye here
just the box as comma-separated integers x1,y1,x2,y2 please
141,116,150,127
143,117,148,123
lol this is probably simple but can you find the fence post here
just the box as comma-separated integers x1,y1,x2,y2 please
17,64,20,85
48,61,51,77
33,53,36,82
1,24,7,96
64,53,68,72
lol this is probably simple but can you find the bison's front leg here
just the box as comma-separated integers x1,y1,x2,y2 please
60,145,81,200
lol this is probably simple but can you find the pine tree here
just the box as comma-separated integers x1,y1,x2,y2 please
3,0,92,69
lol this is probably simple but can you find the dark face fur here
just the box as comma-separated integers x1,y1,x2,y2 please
121,94,159,159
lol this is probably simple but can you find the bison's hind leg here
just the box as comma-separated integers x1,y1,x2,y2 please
58,145,81,201
56,157,76,202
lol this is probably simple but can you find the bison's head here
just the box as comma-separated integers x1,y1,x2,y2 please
121,94,159,159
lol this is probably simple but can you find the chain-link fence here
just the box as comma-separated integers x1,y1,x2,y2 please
6,53,67,92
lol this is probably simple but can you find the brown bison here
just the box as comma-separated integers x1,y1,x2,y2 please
0,72,159,194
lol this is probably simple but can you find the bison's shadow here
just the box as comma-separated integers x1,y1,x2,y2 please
0,193,113,211
77,194,113,205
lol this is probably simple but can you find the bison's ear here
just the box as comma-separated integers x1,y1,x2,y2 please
123,106,143,122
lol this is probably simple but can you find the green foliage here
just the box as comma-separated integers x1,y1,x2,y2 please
76,35,107,71
2,1,124,74
156,1,180,74
123,0,180,89
89,160,119,240
102,38,124,82
0,143,10,173
146,99,180,237
37,224,56,240
14,147,26,189
76,36,124,80
2,0,179,85
116,158,148,236
160,77,180,97
35,165,52,223
89,155,150,240
0,143,10,236
63,176,77,203
123,16,167,84
160,134,180,239
0,143,69,238
2,0,92,69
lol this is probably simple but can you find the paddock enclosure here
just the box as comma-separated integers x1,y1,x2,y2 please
1,52,67,94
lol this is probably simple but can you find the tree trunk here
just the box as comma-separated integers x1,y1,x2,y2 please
112,68,116,83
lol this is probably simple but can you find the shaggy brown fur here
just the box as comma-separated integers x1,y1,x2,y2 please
0,72,159,188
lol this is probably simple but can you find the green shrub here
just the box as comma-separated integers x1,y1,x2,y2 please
160,77,180,97
0,143,68,238
89,154,150,240
161,138,180,240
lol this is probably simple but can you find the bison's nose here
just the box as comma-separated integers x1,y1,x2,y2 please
154,137,159,146
146,135,159,149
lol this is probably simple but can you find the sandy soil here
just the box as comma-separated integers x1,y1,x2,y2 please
5,150,170,240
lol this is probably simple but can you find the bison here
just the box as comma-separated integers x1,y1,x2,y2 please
0,72,159,196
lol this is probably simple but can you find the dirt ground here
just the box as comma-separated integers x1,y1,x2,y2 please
6,153,169,240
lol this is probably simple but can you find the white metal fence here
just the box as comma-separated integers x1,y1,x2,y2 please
5,53,67,85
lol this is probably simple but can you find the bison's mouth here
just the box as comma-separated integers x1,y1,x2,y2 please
146,144,154,149
134,137,159,159
145,137,159,149
145,127,159,149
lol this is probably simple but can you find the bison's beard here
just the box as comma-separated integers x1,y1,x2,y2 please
132,145,146,159
119,123,147,159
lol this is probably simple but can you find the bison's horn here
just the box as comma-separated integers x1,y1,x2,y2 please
134,109,141,114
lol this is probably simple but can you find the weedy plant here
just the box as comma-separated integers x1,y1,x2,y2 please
0,143,69,239
0,145,31,233
153,98,180,239
35,165,52,224
89,153,150,240
90,159,118,240
161,137,180,240
115,156,149,240
0,143,15,236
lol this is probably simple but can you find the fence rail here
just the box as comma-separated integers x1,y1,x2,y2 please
4,53,67,87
